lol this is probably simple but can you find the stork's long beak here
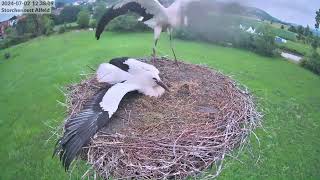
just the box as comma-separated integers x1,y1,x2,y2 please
156,80,170,92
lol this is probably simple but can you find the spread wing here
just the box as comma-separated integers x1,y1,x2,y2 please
96,63,132,84
100,82,140,118
95,1,162,40
53,88,110,171
114,0,166,17
170,0,200,8
53,82,139,170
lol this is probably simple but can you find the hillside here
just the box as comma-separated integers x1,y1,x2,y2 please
245,6,284,24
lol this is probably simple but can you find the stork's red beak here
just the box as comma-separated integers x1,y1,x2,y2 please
156,80,170,92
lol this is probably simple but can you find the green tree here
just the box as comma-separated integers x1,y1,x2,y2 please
42,16,54,35
316,9,320,29
288,26,296,33
77,10,90,28
311,37,319,50
90,19,97,29
59,6,81,23
281,25,284,29
93,2,106,21
15,15,38,36
254,25,276,57
297,25,304,34
304,25,312,36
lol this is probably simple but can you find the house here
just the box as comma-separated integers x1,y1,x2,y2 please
53,7,64,16
275,36,287,44
0,19,12,38
0,15,26,38
239,24,245,30
246,26,256,34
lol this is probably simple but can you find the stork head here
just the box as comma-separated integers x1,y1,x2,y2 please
135,71,169,97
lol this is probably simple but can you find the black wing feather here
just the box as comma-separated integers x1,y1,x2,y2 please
95,2,154,40
109,57,130,72
53,88,110,171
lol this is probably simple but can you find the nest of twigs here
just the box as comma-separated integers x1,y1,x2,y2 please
63,58,261,179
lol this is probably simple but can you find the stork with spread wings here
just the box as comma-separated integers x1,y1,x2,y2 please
95,0,200,62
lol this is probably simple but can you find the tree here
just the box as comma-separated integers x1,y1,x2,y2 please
93,3,106,21
311,37,319,50
90,19,97,29
42,16,54,35
77,10,90,28
288,26,296,33
281,25,284,29
59,6,81,23
55,2,65,8
254,25,276,57
297,25,304,34
316,9,320,29
304,25,312,37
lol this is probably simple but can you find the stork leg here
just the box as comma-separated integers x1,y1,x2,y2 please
169,29,178,64
152,26,162,63
152,39,159,63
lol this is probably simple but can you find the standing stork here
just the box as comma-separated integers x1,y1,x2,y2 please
53,58,169,170
95,0,200,63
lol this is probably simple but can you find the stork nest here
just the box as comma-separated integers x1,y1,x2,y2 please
63,58,262,179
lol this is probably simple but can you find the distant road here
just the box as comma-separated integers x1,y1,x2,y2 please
281,51,303,63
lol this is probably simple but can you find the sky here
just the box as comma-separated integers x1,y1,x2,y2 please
0,0,320,27
245,0,320,27
220,0,320,27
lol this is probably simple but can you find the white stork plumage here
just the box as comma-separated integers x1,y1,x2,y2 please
53,57,169,170
95,0,200,62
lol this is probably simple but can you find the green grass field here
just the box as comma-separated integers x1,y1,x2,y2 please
278,40,320,56
0,31,320,180
235,16,297,41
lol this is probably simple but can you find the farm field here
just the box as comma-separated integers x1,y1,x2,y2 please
0,31,320,180
278,40,320,56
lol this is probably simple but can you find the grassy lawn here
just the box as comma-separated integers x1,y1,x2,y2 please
278,40,320,56
0,31,320,180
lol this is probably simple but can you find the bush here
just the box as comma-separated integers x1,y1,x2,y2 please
256,33,277,55
58,24,67,34
301,51,320,75
90,19,97,29
77,10,90,29
107,14,149,32
174,28,198,41
232,31,255,50
0,27,32,49
43,16,54,36
4,52,10,59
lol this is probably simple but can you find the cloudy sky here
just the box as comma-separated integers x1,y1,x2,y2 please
1,0,319,27
244,0,320,27
218,0,319,27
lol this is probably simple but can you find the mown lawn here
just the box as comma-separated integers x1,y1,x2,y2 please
0,31,320,180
